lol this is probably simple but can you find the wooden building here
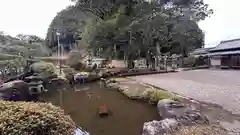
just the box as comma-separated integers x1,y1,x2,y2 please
209,38,240,69
190,47,213,57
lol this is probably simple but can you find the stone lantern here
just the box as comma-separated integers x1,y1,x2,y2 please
24,76,45,95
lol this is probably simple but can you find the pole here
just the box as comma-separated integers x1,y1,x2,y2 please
57,34,60,69
128,29,132,68
56,31,62,75
60,44,63,74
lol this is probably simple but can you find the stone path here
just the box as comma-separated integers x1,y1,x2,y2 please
131,69,240,115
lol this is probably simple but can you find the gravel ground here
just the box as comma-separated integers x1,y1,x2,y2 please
131,69,240,134
131,69,240,115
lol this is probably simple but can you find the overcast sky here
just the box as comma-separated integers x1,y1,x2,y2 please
0,0,239,47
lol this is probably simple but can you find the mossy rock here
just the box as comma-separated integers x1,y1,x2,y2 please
118,86,178,102
0,101,76,135
119,86,151,100
31,62,57,79
147,89,178,103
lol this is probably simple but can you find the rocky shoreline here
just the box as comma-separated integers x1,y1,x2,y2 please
104,77,229,135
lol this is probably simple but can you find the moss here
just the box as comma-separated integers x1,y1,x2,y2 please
0,101,76,135
147,90,175,103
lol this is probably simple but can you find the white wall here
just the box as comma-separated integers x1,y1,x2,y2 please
210,56,221,67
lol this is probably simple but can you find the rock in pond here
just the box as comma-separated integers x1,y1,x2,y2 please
143,99,209,135
0,80,32,101
142,119,178,135
157,99,208,125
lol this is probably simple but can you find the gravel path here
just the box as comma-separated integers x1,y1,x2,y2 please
131,69,240,115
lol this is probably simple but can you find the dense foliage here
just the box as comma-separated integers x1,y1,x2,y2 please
0,101,76,135
72,0,208,65
46,0,212,66
0,34,49,58
0,34,50,76
45,6,97,51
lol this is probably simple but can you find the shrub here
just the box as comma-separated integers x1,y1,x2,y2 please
30,62,57,79
0,101,76,135
194,56,208,66
181,56,196,68
67,51,85,70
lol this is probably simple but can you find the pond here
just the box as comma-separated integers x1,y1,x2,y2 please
43,82,159,135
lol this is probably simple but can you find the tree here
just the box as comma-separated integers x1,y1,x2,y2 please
16,34,43,43
45,5,98,51
45,0,211,54
76,0,206,69
71,0,212,22
151,0,213,21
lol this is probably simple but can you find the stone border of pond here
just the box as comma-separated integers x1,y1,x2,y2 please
77,69,177,84
103,77,228,135
103,77,179,104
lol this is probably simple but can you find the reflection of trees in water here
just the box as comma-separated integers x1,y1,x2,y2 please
99,80,104,88
58,89,63,106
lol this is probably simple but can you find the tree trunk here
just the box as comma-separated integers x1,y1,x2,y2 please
155,42,161,70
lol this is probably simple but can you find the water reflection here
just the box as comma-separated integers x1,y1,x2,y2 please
74,85,90,92
44,82,159,135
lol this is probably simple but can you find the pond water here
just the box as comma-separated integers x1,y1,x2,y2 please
43,82,159,135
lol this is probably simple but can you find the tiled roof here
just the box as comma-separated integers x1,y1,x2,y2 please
209,50,240,56
190,47,213,55
210,38,240,51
